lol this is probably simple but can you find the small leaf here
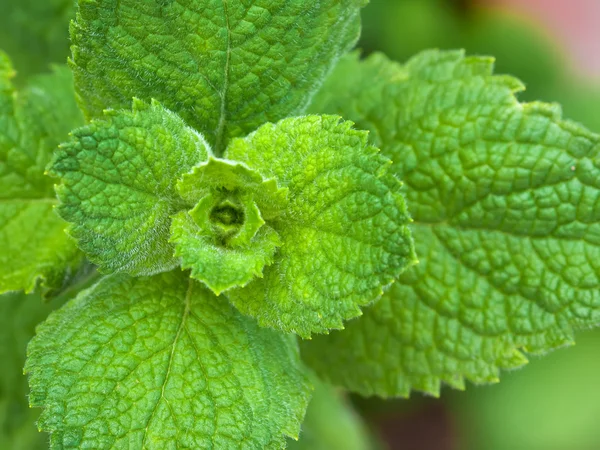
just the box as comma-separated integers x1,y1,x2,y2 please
172,157,287,294
0,51,83,294
50,99,210,276
225,115,416,337
178,157,289,220
171,211,281,295
26,271,312,449
71,0,367,153
303,50,600,396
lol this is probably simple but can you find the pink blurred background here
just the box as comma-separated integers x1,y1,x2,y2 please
489,0,600,80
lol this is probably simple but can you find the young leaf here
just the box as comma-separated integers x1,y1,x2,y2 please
71,0,367,154
0,51,83,294
224,115,416,337
26,271,312,449
50,99,210,276
172,158,286,294
302,50,600,396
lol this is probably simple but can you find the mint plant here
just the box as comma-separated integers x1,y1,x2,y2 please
1,1,599,448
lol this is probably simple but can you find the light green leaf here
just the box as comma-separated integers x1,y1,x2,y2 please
171,211,282,295
0,51,83,294
26,270,312,449
0,291,64,450
177,157,289,221
302,50,600,396
172,158,287,294
71,0,367,153
50,99,210,276
287,380,373,450
225,115,416,337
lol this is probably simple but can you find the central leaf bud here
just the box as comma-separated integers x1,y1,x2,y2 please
171,157,288,294
211,204,243,227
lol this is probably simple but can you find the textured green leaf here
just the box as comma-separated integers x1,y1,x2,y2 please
50,99,210,276
225,115,416,337
0,291,67,450
172,158,285,294
171,210,282,295
0,51,83,294
302,50,600,396
71,0,367,154
287,380,373,450
26,270,312,449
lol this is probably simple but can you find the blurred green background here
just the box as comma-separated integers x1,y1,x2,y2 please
1,1,600,449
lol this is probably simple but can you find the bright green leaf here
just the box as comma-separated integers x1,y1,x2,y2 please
303,50,600,396
177,157,289,221
71,0,367,154
225,115,416,337
50,99,210,276
0,51,83,294
171,211,281,295
172,158,287,294
26,270,312,449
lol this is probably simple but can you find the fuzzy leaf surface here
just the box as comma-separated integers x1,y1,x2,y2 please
171,158,287,294
0,52,83,294
171,210,281,295
225,115,416,337
50,100,210,276
26,271,312,449
71,0,366,153
303,50,600,396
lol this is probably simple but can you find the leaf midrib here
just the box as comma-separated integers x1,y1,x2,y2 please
140,278,193,448
214,0,232,156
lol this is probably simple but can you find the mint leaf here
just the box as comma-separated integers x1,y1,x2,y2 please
302,50,600,396
172,158,285,294
50,99,210,276
71,0,367,154
26,270,312,448
288,380,372,450
0,291,64,450
0,51,83,294
225,115,416,337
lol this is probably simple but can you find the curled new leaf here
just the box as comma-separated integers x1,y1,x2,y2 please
171,158,287,293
